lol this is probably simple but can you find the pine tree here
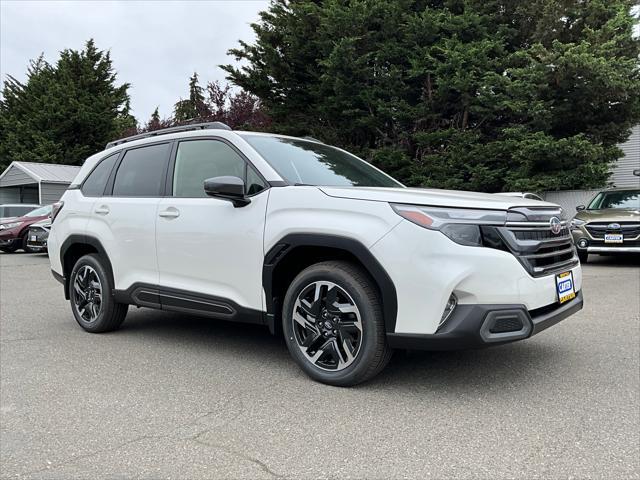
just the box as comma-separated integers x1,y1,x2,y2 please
222,0,640,192
174,72,211,122
171,75,270,130
0,39,135,170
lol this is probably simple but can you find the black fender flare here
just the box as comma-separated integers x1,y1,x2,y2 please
262,233,398,333
60,234,114,299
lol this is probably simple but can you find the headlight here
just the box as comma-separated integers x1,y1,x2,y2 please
391,204,507,247
570,218,586,230
0,222,21,230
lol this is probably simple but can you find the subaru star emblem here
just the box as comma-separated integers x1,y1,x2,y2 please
550,217,562,235
608,223,621,230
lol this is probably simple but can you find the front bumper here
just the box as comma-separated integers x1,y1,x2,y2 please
585,246,640,253
572,224,640,254
0,238,18,247
0,229,20,246
387,290,584,350
371,220,583,335
26,228,49,250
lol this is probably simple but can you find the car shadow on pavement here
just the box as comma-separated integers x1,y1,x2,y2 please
585,254,640,268
119,307,562,393
371,342,562,393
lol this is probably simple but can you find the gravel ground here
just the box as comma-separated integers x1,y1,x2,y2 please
1,252,639,479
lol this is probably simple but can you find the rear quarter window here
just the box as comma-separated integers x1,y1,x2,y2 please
81,153,119,197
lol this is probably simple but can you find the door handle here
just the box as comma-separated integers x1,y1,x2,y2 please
159,208,180,219
94,205,110,215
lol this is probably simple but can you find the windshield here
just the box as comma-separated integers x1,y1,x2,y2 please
24,205,51,218
587,190,640,210
241,134,403,188
0,206,37,217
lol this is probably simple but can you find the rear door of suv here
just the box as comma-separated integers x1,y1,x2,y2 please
155,137,269,320
88,141,172,291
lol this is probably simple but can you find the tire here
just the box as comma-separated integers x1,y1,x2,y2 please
0,244,18,253
282,261,392,386
69,254,128,333
578,250,588,264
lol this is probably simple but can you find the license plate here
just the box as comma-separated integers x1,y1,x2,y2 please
30,235,37,242
604,233,623,243
556,271,576,304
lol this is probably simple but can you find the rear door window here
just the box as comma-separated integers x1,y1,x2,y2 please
112,143,171,197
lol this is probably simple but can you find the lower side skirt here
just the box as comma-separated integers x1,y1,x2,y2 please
113,284,265,325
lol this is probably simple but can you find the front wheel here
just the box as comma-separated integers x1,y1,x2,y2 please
282,261,392,386
578,250,588,263
69,254,128,333
21,233,40,253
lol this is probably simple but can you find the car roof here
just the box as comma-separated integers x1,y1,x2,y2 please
75,128,286,187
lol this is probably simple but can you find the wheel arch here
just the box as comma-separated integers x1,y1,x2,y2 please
60,235,114,300
263,233,398,335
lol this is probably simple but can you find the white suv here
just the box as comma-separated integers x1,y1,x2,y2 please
49,122,584,386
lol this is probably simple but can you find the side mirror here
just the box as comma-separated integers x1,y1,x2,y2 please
204,176,250,207
576,205,586,212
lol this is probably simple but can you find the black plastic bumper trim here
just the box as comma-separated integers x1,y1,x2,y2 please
51,269,65,285
387,290,583,351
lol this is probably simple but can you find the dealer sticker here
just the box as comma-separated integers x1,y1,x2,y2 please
556,271,576,304
604,233,623,243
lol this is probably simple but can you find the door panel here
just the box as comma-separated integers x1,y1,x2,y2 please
88,142,171,290
156,138,269,313
88,196,161,289
156,192,269,312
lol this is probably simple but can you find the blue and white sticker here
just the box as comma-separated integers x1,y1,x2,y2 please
556,271,576,304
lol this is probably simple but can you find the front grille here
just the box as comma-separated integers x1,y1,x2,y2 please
514,226,570,241
585,222,640,239
493,207,578,277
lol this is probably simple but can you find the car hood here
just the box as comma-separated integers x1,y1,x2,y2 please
0,214,49,227
574,208,640,223
0,216,17,223
318,186,559,210
30,218,52,228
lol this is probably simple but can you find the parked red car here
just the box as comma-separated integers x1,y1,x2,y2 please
0,205,52,253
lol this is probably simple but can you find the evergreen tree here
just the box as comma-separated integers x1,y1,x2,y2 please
171,75,270,130
174,72,211,122
0,39,135,170
223,0,640,192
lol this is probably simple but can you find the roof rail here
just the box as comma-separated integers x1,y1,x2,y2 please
105,122,232,149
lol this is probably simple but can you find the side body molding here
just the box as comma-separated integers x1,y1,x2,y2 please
262,233,398,334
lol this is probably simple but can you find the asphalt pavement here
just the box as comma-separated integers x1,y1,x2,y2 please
1,252,639,479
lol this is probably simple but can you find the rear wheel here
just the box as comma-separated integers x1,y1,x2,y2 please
69,254,127,333
282,261,392,386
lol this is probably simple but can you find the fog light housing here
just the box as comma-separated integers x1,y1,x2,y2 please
577,238,588,249
438,293,458,330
